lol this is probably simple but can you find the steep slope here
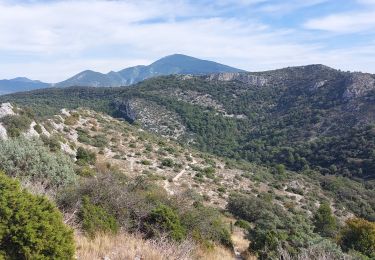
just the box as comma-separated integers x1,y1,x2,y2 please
55,54,244,87
1,65,375,180
0,77,50,95
1,105,374,258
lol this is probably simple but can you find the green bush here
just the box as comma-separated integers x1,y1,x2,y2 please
181,204,232,247
340,218,375,258
0,137,76,188
1,115,32,137
313,202,337,237
40,134,61,152
235,219,252,230
227,193,317,258
144,204,186,241
76,147,96,165
80,196,119,237
0,172,75,259
33,124,42,134
77,166,96,177
161,158,174,167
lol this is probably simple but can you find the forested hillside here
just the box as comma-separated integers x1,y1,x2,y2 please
2,65,374,180
0,105,374,259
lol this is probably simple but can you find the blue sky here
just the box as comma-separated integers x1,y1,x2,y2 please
0,0,375,82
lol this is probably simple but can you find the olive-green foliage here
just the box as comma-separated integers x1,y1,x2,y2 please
76,146,96,165
0,172,75,259
181,203,232,247
227,193,318,258
33,124,42,134
340,218,375,258
161,158,174,167
313,202,337,237
1,114,32,137
40,134,61,152
58,173,231,246
235,219,251,230
319,175,375,221
0,137,76,188
144,204,186,241
80,196,118,237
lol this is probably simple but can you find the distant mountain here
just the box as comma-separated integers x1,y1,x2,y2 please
0,77,51,95
55,54,245,87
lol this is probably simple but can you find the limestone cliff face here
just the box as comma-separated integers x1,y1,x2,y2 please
343,73,375,99
206,73,269,86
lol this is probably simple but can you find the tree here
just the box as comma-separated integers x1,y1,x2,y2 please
340,218,375,258
275,164,286,175
0,172,75,259
313,202,337,237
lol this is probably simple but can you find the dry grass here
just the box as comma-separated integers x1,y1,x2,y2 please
75,232,236,260
194,246,235,260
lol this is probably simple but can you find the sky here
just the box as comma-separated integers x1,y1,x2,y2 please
0,0,375,82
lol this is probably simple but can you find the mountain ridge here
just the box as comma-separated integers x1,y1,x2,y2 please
55,54,245,88
0,54,245,94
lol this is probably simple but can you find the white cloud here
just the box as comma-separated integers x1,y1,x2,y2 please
304,11,375,33
0,0,374,82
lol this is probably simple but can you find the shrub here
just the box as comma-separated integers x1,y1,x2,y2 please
181,204,232,247
0,137,76,188
144,204,186,241
161,158,174,167
0,172,75,259
77,166,96,177
80,196,119,237
76,147,96,165
235,219,251,230
33,123,42,134
41,134,61,152
339,218,375,258
1,114,32,137
64,113,79,125
91,134,107,148
141,160,152,165
313,202,337,237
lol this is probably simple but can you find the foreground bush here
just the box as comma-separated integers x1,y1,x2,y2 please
59,173,231,247
0,137,76,188
0,137,77,190
144,204,186,241
0,172,75,259
340,218,375,258
80,196,119,237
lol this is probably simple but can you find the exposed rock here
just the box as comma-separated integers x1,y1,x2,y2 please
310,80,327,91
0,123,7,139
111,100,137,123
24,121,39,138
60,142,76,158
61,108,71,117
207,73,269,86
343,73,375,99
0,103,15,119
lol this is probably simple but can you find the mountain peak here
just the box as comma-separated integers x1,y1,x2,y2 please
54,54,244,88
